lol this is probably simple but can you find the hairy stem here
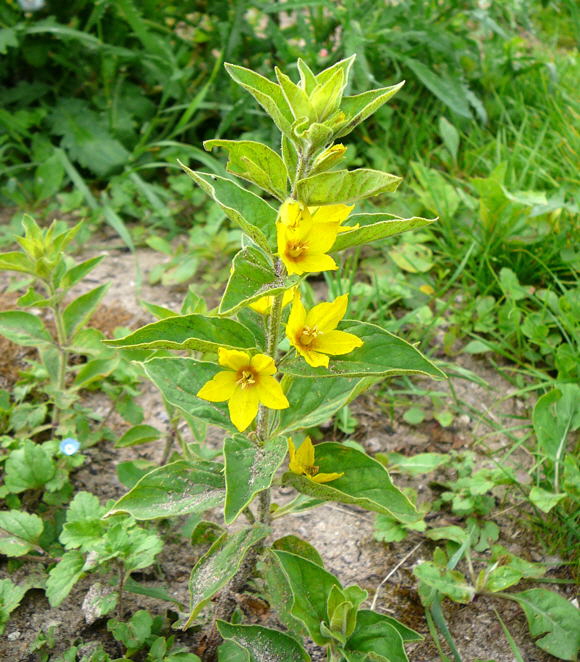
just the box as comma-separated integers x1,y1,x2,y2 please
51,297,69,428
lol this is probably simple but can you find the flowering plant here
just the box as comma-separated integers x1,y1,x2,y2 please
106,56,443,661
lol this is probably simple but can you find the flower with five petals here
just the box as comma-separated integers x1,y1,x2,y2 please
197,348,289,432
286,292,363,368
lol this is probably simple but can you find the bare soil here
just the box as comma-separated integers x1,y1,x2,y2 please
0,243,576,662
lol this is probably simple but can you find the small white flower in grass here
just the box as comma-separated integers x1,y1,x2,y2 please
59,437,80,456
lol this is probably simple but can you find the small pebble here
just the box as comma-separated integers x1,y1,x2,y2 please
7,631,21,641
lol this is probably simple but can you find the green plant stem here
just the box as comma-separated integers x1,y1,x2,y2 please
51,298,69,428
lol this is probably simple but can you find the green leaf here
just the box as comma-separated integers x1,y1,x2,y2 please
4,440,56,493
387,452,449,476
106,460,225,520
283,442,418,523
272,536,324,567
483,567,526,593
180,167,277,253
219,246,298,316
276,66,313,121
63,283,109,339
61,255,105,288
276,376,373,435
405,59,472,118
224,435,288,524
225,63,293,138
184,525,270,628
34,151,65,202
512,589,580,660
426,526,469,545
533,384,580,465
345,610,412,662
281,320,445,380
529,487,567,513
72,356,119,388
105,314,256,353
204,139,288,200
0,579,27,635
331,213,436,252
143,358,235,432
336,82,405,139
115,424,161,448
296,169,401,205
413,562,475,604
0,310,53,347
0,251,36,275
46,550,86,606
273,550,340,645
217,621,310,661
0,510,44,557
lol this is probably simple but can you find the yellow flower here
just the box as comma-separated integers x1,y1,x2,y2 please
278,199,356,234
286,292,363,368
288,437,343,483
197,348,289,432
276,201,343,276
249,286,296,315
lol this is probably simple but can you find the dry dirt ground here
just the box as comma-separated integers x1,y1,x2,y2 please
0,242,576,662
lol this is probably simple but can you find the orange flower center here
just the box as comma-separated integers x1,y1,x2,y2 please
299,326,320,346
236,369,256,389
287,241,306,258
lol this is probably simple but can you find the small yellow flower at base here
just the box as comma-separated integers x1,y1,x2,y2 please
249,286,296,315
286,292,363,368
288,437,343,483
197,348,289,432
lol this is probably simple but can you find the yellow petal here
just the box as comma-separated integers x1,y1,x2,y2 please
296,345,330,368
312,471,344,483
286,291,307,344
306,294,348,332
288,438,302,474
218,348,250,371
250,353,276,376
313,330,363,356
197,371,238,402
279,199,309,229
337,222,360,233
304,223,339,253
296,437,315,469
309,203,353,225
254,376,289,409
286,252,338,276
249,295,272,315
281,287,297,307
228,385,259,432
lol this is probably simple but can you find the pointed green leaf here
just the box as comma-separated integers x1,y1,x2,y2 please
282,442,418,523
512,589,580,660
0,251,36,275
105,460,225,520
310,68,344,122
114,424,161,448
224,434,288,524
219,246,298,315
204,139,288,200
413,562,475,604
105,314,256,353
276,376,374,435
0,579,27,635
61,255,105,288
345,610,419,662
225,63,293,137
276,67,313,121
272,536,324,567
184,525,270,628
180,166,277,252
46,550,86,606
332,213,437,251
217,622,310,662
274,550,340,645
297,59,317,94
406,59,472,118
0,311,53,347
143,357,235,432
0,510,44,557
316,55,356,87
281,320,445,380
296,169,401,205
336,82,405,139
63,283,109,339
533,384,580,464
